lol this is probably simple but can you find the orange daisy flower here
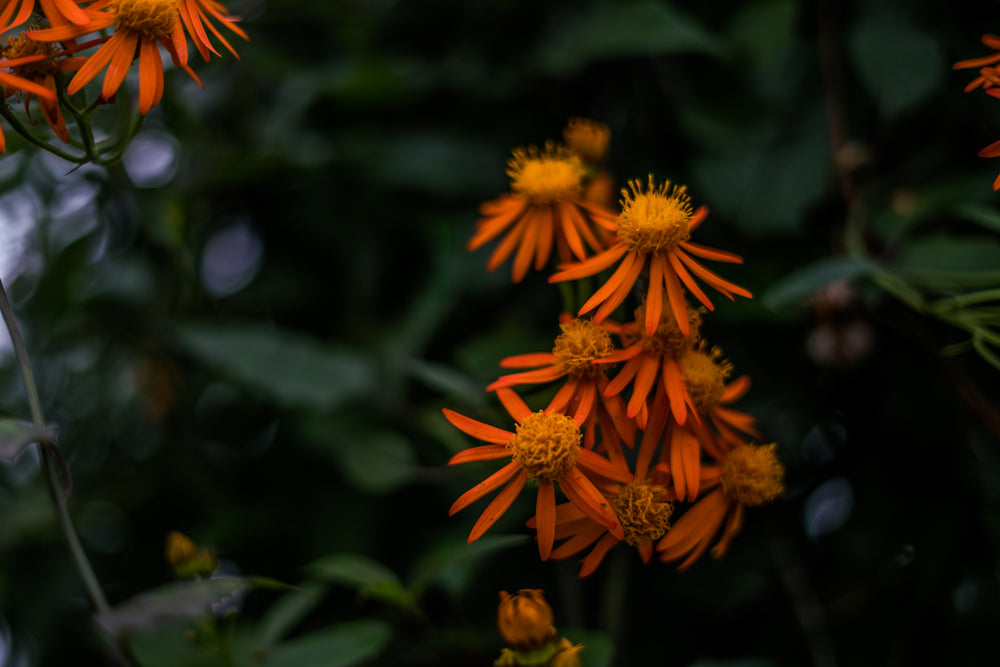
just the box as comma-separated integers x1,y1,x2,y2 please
444,387,630,560
468,142,617,282
953,34,1000,94
657,442,784,570
0,52,58,151
534,476,674,578
487,315,634,449
550,175,752,337
3,31,73,143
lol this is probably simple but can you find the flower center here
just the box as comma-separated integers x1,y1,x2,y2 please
552,318,614,377
111,0,180,38
615,175,693,254
636,299,701,358
679,345,731,413
721,443,785,506
507,143,584,205
611,480,673,545
563,117,610,164
3,31,58,80
508,411,581,480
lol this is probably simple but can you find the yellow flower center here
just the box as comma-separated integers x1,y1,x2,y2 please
507,143,584,205
3,31,58,80
721,443,785,506
615,175,693,254
111,0,180,38
508,411,581,480
563,117,610,164
611,480,673,546
636,299,701,358
679,345,732,413
552,318,613,377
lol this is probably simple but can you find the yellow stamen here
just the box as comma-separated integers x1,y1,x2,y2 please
3,30,58,81
552,318,613,377
508,411,581,480
507,143,584,205
636,299,701,358
721,443,785,506
679,344,732,413
611,480,673,546
616,175,693,254
111,0,180,38
563,117,610,164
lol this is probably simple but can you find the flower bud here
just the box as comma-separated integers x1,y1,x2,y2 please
497,589,557,651
165,531,218,579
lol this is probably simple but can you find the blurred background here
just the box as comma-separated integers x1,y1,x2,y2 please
1,0,1000,665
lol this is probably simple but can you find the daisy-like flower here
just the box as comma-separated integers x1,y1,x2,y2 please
954,35,1000,189
536,477,673,577
657,442,784,570
487,315,634,448
28,0,246,115
0,51,58,151
444,388,629,560
468,142,617,282
678,343,760,448
550,175,752,337
1,0,90,33
3,31,73,143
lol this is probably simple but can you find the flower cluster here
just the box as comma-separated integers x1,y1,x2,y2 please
955,34,1000,189
444,120,785,577
0,0,246,152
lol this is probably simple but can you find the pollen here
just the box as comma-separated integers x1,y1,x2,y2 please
615,175,693,254
563,117,610,164
611,480,673,546
3,31,58,80
508,411,581,480
110,0,180,38
636,299,701,358
552,318,614,377
679,344,732,413
507,143,585,205
721,443,785,506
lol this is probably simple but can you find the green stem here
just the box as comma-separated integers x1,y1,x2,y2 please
932,288,1000,313
0,276,110,617
0,102,86,163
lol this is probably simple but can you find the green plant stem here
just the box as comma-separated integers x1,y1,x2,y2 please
0,275,110,617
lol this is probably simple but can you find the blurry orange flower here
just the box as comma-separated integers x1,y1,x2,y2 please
563,117,609,165
657,442,783,569
3,31,72,142
444,388,629,560
469,143,617,282
550,175,751,337
954,34,1000,189
0,52,57,151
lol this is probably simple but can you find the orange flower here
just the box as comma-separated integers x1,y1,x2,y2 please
1,0,90,32
550,175,751,337
953,34,1000,94
3,31,73,143
487,315,634,449
0,52,57,151
444,388,629,560
563,117,610,166
657,442,784,570
468,143,617,282
536,476,673,577
179,0,247,62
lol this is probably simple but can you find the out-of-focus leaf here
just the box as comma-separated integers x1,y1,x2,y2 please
763,257,880,311
894,235,1000,288
98,578,247,636
953,202,1000,233
173,323,376,410
409,534,529,596
560,628,615,667
127,622,242,667
848,5,944,116
0,420,55,463
258,619,391,667
537,1,719,75
255,582,328,648
309,553,400,591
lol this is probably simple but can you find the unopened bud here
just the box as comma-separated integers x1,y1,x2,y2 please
497,589,557,651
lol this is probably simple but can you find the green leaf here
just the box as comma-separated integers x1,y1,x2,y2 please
0,419,56,463
953,202,1000,233
257,619,391,667
848,6,944,116
173,323,376,410
560,628,615,667
255,582,328,648
309,553,401,591
763,257,880,311
537,1,719,75
409,534,529,596
98,578,248,637
894,235,1000,288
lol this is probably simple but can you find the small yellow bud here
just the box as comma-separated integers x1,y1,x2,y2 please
497,589,557,651
165,531,218,579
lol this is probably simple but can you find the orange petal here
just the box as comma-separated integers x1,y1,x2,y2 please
442,409,513,444
496,387,533,423
577,448,632,483
535,479,556,560
561,467,624,540
579,533,619,577
450,461,521,515
467,469,527,542
549,243,628,283
448,444,512,465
